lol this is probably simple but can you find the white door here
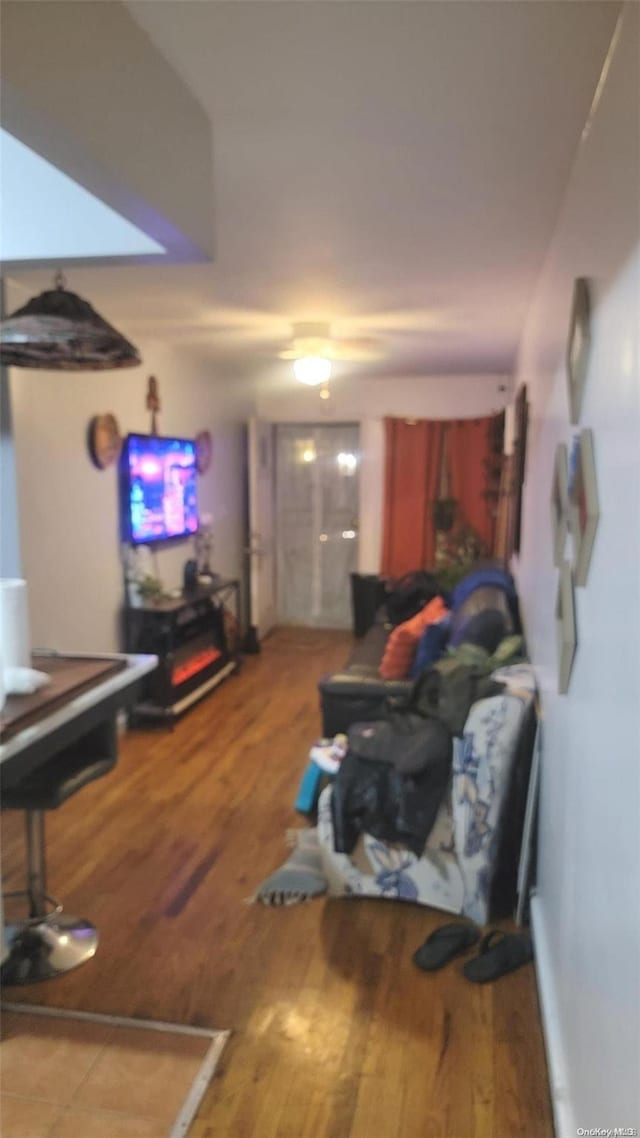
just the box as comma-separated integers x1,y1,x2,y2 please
247,418,277,640
275,423,360,628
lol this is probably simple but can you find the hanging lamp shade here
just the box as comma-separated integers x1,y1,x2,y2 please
0,273,141,370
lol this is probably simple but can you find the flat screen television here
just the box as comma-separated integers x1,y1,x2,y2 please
120,433,199,545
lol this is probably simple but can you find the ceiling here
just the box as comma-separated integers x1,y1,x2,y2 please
7,1,618,382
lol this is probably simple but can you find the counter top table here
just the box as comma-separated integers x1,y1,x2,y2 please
1,651,158,971
1,651,158,779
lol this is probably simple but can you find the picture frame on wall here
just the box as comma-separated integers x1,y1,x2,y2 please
568,428,600,586
551,442,569,568
566,277,591,425
555,559,576,691
556,560,577,695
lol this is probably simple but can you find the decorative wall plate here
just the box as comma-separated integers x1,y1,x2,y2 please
195,429,213,474
87,413,122,469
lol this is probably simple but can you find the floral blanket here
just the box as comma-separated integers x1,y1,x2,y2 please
317,664,535,925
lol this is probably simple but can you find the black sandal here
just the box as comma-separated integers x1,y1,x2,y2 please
413,921,481,972
462,929,533,983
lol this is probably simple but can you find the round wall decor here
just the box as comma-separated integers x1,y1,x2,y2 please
87,413,122,469
195,429,213,474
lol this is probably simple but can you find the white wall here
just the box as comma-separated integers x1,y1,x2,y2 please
257,372,511,572
8,284,251,652
513,7,639,1134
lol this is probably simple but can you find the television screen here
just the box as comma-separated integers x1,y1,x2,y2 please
121,434,199,544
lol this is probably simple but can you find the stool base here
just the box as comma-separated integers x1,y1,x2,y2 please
1,915,99,986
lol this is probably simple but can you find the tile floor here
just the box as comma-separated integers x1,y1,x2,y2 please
0,1008,219,1138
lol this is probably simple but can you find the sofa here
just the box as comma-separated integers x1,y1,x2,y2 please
318,606,412,737
318,567,519,738
314,566,536,925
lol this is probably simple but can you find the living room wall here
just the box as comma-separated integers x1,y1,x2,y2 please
256,372,511,573
512,6,639,1134
6,282,251,653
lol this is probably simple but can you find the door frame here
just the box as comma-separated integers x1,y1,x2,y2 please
246,417,277,641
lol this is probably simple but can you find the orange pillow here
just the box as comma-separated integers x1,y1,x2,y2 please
379,596,449,680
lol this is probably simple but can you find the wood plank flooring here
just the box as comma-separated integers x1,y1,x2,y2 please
1,627,553,1137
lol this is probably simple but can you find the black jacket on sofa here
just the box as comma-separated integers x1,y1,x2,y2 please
330,714,453,856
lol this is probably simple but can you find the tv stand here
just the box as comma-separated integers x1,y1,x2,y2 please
123,578,240,722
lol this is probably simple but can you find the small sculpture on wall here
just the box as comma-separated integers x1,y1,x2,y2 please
146,375,161,435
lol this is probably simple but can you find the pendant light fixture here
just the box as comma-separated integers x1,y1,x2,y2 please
0,272,141,370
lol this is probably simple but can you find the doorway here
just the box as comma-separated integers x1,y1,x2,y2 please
275,423,359,629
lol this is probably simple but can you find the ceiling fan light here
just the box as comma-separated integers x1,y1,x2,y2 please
293,356,332,386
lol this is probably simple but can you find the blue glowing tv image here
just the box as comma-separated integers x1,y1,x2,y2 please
120,434,199,544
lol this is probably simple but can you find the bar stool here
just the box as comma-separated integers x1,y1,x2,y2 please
1,720,117,986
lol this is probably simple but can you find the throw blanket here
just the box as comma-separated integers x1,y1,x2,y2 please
249,829,327,905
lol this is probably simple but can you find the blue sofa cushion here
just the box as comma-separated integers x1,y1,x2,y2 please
410,618,451,679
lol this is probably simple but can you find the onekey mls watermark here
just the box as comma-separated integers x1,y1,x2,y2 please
577,1129,638,1137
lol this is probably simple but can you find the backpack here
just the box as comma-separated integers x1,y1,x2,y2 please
385,570,440,626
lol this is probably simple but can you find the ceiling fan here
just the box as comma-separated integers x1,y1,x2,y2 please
278,320,384,383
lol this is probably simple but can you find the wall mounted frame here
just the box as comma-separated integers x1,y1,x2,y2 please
556,560,577,695
566,277,591,425
568,428,599,586
551,442,569,568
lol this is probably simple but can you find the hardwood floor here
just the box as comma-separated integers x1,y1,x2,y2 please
1,628,553,1137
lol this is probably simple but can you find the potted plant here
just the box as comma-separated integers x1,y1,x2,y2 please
137,574,165,605
434,522,487,592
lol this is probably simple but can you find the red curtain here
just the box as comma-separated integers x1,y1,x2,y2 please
382,414,503,577
448,417,496,553
381,418,444,576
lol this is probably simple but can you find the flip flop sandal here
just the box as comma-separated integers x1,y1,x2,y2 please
462,929,533,983
413,921,481,972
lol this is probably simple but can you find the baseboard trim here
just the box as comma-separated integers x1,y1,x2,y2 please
530,892,574,1138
